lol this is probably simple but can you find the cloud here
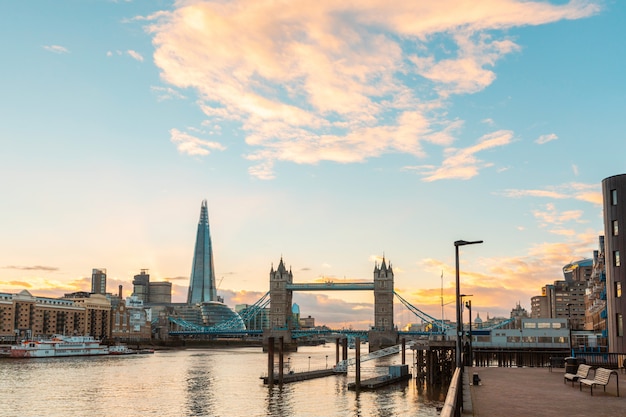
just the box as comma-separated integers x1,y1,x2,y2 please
151,86,186,101
0,281,33,288
3,265,59,272
127,50,144,62
501,182,602,205
411,230,600,318
143,0,599,179
535,133,558,144
43,45,69,54
532,203,585,227
408,129,513,181
170,128,226,156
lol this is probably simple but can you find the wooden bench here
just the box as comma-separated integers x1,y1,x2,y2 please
564,363,592,386
579,367,620,396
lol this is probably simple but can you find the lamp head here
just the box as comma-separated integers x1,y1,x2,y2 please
455,240,484,247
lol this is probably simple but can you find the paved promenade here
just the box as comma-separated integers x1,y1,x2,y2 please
468,366,625,416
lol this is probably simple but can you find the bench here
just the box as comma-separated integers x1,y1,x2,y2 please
579,367,620,396
564,363,592,386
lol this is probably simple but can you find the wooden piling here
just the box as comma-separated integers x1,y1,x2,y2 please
267,337,274,388
355,337,361,390
278,336,284,385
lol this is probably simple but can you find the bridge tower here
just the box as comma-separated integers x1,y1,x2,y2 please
369,257,398,351
263,257,296,351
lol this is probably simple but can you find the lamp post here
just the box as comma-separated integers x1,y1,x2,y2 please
567,303,573,354
455,240,483,370
465,298,473,366
460,294,473,366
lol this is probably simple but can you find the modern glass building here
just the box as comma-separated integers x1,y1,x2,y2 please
187,200,217,304
200,301,245,329
184,200,244,330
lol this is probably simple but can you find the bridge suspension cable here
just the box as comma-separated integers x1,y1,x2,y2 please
393,291,453,331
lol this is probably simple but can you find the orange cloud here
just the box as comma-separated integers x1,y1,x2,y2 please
501,182,602,205
143,0,598,179
414,130,514,181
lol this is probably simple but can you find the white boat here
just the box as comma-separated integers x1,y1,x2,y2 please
9,335,109,358
108,345,136,355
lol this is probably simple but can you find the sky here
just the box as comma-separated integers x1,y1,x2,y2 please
1,0,626,330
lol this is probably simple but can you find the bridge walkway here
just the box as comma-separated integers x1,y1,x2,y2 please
334,340,415,372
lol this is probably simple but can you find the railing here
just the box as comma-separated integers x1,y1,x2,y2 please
574,352,626,369
473,349,569,367
440,368,461,417
334,341,415,372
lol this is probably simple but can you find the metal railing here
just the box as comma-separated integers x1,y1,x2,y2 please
473,349,569,367
573,352,626,369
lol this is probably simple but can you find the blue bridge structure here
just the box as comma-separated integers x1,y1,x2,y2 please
166,257,510,351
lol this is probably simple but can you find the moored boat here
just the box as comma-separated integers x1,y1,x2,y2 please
108,345,137,355
9,335,109,358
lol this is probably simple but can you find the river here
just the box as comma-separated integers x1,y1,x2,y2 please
0,344,445,417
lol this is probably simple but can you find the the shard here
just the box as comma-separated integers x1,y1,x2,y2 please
187,199,217,304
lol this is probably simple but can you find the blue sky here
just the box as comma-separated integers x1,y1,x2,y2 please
1,0,625,329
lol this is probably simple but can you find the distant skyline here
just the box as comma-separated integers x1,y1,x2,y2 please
1,1,626,329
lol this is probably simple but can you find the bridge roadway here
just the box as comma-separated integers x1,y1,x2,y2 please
286,282,375,291
169,328,437,337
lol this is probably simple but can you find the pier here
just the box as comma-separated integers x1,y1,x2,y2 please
261,368,337,384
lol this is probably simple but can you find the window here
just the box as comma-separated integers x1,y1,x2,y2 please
618,313,624,337
612,189,618,205
617,282,622,298
613,220,619,236
615,250,621,267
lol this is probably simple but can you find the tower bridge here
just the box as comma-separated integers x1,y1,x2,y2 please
265,256,396,352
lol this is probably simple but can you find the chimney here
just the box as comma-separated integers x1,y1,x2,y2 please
118,285,123,299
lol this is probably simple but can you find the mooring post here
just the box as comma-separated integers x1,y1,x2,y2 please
278,336,284,385
267,336,274,387
402,338,406,365
335,337,340,366
355,337,361,390
342,338,348,361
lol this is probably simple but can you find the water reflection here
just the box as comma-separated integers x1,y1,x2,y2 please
353,391,363,417
1,346,441,417
266,385,294,417
185,353,215,416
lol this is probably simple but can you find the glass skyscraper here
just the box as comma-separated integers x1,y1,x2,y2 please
187,200,217,304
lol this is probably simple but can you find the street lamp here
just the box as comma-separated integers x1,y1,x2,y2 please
455,240,483,370
567,303,573,353
463,296,473,366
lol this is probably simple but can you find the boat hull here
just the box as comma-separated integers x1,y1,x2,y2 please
9,335,109,358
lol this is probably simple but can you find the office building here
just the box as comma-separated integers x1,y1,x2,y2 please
187,200,217,304
602,174,626,352
91,268,107,295
585,236,607,339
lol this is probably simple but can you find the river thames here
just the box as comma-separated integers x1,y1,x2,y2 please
1,344,444,417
